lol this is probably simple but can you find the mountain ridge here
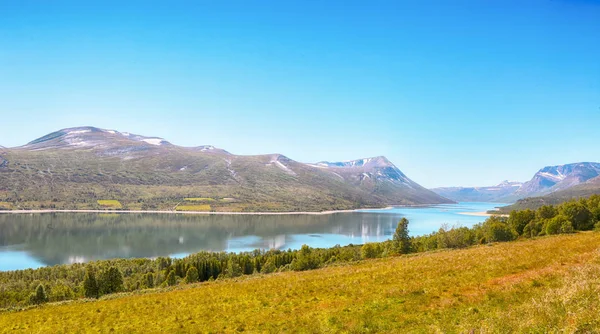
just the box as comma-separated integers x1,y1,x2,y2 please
0,127,452,212
431,181,523,203
498,162,600,203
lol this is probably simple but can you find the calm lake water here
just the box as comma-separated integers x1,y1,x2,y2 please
0,202,504,271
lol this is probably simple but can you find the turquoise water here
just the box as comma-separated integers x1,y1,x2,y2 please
0,202,505,271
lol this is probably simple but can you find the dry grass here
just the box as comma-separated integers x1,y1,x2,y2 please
2,233,600,333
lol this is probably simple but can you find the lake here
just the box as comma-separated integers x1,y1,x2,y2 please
0,202,504,271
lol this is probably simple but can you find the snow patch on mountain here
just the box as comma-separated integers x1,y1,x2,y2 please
141,138,164,146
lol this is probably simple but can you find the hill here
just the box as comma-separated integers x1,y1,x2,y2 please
2,232,599,332
0,127,451,212
431,180,522,202
498,162,600,202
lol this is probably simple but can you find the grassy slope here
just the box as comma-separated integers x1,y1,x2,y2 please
2,232,600,333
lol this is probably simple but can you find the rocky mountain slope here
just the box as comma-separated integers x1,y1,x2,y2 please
499,162,600,202
0,127,452,212
501,174,600,211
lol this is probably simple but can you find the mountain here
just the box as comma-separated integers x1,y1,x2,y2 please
499,162,600,202
307,156,452,205
500,174,600,212
0,126,452,212
431,180,522,203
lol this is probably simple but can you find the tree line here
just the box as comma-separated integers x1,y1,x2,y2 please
1,195,599,309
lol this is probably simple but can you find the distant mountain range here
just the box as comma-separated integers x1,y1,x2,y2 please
431,181,523,203
0,126,451,212
431,162,600,204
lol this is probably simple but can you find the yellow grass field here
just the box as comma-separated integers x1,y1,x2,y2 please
96,200,123,209
183,197,216,202
2,232,600,333
174,204,212,211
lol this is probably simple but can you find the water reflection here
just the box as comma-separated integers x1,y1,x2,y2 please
0,202,503,270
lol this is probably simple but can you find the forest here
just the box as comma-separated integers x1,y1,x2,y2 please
1,195,599,309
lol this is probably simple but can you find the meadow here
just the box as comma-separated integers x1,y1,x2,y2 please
1,232,599,333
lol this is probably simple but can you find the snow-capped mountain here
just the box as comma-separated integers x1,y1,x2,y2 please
431,180,523,203
510,162,600,199
22,126,172,150
0,127,453,211
308,156,453,205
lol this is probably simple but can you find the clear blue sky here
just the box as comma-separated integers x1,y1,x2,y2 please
1,0,599,188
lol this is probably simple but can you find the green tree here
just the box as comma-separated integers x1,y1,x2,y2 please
225,259,243,277
290,245,320,271
393,218,411,254
361,243,380,259
143,273,154,288
29,284,48,305
185,267,199,283
559,202,593,230
99,266,124,295
508,209,535,235
545,215,570,235
83,266,99,299
536,205,557,220
165,271,177,286
522,220,544,238
436,225,475,249
49,282,74,302
260,259,277,274
484,217,515,242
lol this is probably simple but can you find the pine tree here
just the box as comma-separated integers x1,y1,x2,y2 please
226,259,242,278
185,267,199,283
260,259,277,274
165,271,177,286
99,266,124,295
83,266,99,299
144,272,154,288
29,284,48,305
393,218,412,254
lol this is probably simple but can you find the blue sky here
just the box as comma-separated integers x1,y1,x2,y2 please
1,0,599,188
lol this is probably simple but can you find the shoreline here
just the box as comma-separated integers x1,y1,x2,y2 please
0,206,395,216
457,211,508,217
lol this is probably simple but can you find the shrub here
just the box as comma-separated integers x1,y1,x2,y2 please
361,243,381,259
484,218,515,242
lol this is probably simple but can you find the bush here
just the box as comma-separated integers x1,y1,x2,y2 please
361,243,381,259
484,218,515,242
436,225,475,249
